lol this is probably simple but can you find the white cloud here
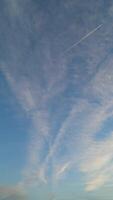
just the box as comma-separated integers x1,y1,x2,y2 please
54,162,70,180
0,43,67,187
86,174,109,191
1,65,36,112
77,55,113,191
79,133,113,190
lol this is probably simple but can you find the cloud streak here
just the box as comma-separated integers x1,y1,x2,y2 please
63,24,103,54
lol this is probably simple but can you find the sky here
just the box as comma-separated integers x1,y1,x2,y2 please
1,0,113,199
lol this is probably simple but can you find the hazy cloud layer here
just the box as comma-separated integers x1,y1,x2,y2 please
0,186,26,200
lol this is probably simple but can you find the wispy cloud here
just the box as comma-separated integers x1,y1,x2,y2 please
1,0,113,195
86,174,109,192
54,161,70,180
0,41,67,187
2,52,113,191
77,55,113,191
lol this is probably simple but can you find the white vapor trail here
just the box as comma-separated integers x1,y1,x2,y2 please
63,24,103,53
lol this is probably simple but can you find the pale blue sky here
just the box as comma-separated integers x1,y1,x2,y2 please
1,0,113,199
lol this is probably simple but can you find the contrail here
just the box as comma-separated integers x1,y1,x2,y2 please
63,24,103,54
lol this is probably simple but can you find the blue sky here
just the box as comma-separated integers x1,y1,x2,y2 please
1,0,113,199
